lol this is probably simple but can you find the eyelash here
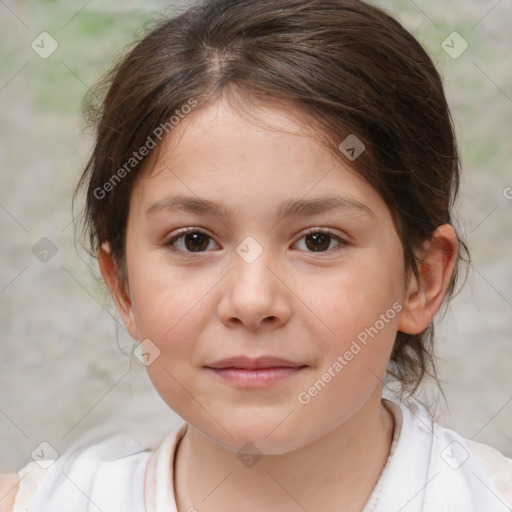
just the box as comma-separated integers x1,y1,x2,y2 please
164,227,348,255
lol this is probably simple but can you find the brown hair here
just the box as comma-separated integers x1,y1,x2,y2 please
75,0,469,395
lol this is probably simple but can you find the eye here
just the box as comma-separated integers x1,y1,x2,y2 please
165,228,219,253
165,227,347,255
293,228,347,253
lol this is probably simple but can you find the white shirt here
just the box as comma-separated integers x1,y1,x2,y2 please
13,397,512,511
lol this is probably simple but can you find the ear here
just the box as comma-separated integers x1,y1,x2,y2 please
98,242,139,340
398,224,458,335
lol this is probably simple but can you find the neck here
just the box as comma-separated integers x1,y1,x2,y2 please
174,393,394,512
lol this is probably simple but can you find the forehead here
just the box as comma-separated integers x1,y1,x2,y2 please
147,95,327,174
129,96,386,223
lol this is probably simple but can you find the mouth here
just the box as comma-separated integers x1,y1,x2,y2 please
204,356,309,388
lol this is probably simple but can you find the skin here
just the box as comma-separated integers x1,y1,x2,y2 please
99,95,457,512
0,474,19,511
0,94,457,512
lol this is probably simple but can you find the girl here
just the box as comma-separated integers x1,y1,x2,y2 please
2,0,511,510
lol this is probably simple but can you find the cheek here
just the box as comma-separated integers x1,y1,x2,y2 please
127,244,212,339
321,260,402,326
127,262,214,415
311,255,404,371
294,268,402,422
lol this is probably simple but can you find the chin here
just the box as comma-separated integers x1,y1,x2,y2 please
197,412,315,456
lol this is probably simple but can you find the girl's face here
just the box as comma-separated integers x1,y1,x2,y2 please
119,97,409,454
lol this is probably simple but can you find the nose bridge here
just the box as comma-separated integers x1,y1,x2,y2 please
232,234,275,298
235,234,266,268
218,235,290,329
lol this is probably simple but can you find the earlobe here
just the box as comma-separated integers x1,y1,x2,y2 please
398,224,458,335
97,243,139,340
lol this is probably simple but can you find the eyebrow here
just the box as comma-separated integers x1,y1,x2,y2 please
146,194,375,221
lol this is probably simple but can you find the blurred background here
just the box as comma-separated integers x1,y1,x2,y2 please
1,0,511,472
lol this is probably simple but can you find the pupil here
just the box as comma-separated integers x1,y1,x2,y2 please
185,232,208,252
182,232,331,252
306,233,330,252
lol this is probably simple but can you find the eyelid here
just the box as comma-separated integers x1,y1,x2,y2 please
165,227,220,254
165,226,349,254
293,227,349,252
300,227,346,239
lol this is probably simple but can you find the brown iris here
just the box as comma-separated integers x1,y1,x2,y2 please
183,232,210,252
304,232,331,252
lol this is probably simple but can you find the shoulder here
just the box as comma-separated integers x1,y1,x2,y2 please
427,411,512,507
424,408,512,508
465,438,512,507
4,424,188,512
8,431,154,511
0,473,19,511
382,396,512,511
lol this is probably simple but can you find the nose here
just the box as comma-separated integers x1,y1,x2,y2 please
217,245,292,331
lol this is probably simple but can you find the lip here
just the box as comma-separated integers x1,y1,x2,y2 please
204,356,309,388
206,355,306,370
